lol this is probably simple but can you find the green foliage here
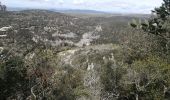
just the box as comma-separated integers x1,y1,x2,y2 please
100,56,128,99
1,1,170,99
125,1,170,99
130,0,170,61
100,50,170,99
0,56,29,99
131,0,170,36
52,65,88,100
101,61,125,92
121,55,170,100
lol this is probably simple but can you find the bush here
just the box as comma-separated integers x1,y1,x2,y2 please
0,56,29,99
121,55,170,100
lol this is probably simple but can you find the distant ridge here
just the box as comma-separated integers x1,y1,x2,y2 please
52,9,109,14
8,7,150,18
8,7,109,14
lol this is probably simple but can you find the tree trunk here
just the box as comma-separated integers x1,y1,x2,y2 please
136,94,139,100
166,38,170,64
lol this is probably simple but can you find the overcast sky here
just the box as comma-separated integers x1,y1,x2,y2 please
1,0,163,13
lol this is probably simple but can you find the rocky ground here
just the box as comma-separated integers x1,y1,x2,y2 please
0,10,136,99
56,44,121,99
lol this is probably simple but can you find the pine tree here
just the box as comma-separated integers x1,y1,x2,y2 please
131,0,170,62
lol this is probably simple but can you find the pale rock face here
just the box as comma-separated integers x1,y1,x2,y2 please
44,26,58,32
0,26,13,32
0,34,7,37
76,32,100,47
50,40,74,46
32,37,38,43
152,23,157,27
25,53,35,60
29,53,35,59
29,26,35,31
95,25,102,32
54,32,77,38
50,40,62,46
0,47,4,53
58,49,78,65
70,21,74,26
44,27,49,32
32,35,41,43
73,18,78,20
52,31,59,37
87,63,94,71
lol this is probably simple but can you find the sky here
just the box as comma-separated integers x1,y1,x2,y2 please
1,0,163,14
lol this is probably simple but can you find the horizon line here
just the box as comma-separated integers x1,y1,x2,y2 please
7,6,152,14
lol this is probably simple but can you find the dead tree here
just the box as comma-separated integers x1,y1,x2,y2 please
0,2,7,11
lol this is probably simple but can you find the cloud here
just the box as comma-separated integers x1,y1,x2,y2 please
73,0,85,5
58,0,64,5
29,0,49,1
1,0,163,13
